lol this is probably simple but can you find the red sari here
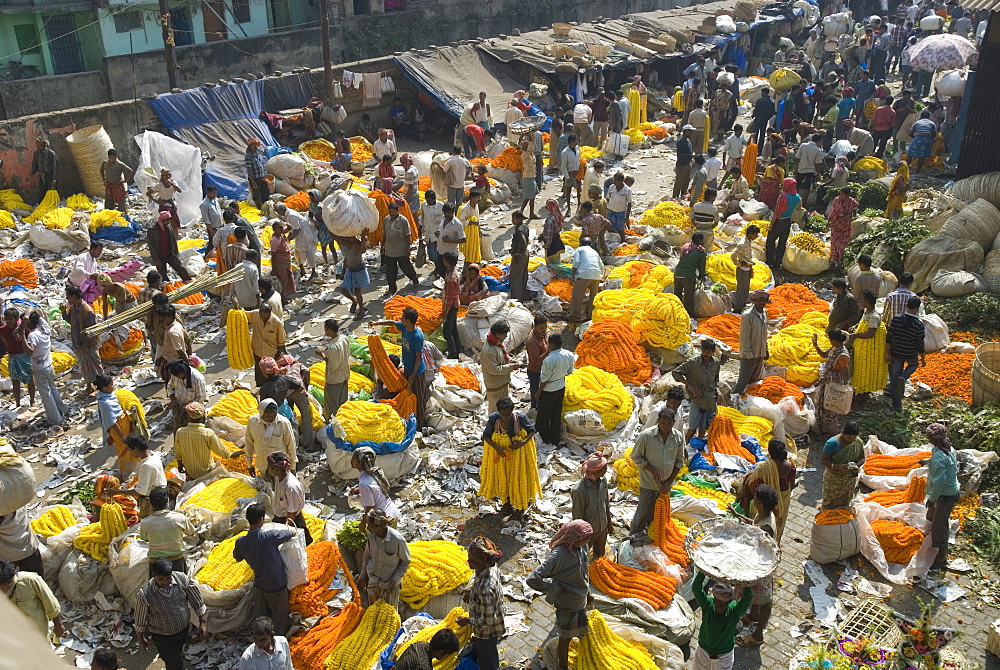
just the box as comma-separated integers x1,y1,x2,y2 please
828,193,859,264
270,232,296,298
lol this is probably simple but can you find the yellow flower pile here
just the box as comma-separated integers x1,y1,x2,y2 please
742,220,770,237
563,366,635,430
325,600,400,670
502,256,546,272
705,253,772,292
226,309,254,370
672,480,736,510
0,189,30,211
24,189,60,224
561,230,581,248
574,610,657,670
181,477,258,513
31,506,79,537
789,232,827,256
580,145,604,161
854,156,889,177
766,311,830,386
67,193,96,210
613,447,640,494
608,261,674,291
629,293,692,350
90,209,128,233
41,207,74,229
196,532,254,591
0,211,14,229
302,512,327,542
309,364,374,395
238,202,262,223
640,201,691,229
716,406,774,446
2,351,75,377
73,503,127,562
401,541,474,610
394,607,472,670
592,288,657,325
336,401,405,444
208,389,258,425
479,429,541,511
293,397,325,431
624,128,646,144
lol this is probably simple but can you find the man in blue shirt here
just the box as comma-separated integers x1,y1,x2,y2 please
535,333,577,447
233,504,294,636
835,88,857,140
372,306,428,428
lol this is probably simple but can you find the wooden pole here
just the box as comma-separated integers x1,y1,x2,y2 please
321,0,335,99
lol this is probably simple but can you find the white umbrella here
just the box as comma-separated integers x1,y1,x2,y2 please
905,34,978,72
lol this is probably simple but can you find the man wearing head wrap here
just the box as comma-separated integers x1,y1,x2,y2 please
245,399,296,476
734,290,771,394
629,406,685,541
173,401,234,480
765,177,800,269
691,571,752,669
244,138,269,207
527,520,594,670
457,537,505,670
358,508,410,608
257,356,303,418
351,446,399,531
267,452,311,544
147,206,192,282
95,274,138,319
275,353,316,449
571,453,612,558
923,423,959,570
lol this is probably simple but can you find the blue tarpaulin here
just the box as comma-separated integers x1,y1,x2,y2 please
148,80,277,200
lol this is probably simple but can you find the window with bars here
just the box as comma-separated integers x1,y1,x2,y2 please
232,0,251,23
13,24,41,55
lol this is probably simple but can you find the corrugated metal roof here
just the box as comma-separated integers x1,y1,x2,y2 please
958,0,1000,11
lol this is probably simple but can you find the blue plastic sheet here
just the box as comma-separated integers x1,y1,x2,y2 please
483,276,510,292
327,414,418,455
92,220,141,244
379,614,435,669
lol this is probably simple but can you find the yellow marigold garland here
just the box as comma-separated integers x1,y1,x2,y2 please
325,599,401,670
478,429,541,511
563,366,635,430
196,532,254,590
400,541,474,610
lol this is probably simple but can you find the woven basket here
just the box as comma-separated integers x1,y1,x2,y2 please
733,0,757,22
973,342,1000,407
683,517,781,586
645,39,671,54
656,34,677,51
628,29,652,44
552,22,572,36
668,28,695,45
100,350,142,367
587,43,613,59
833,599,901,651
66,125,114,199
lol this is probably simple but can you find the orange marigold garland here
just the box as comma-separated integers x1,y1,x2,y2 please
588,557,677,609
479,265,504,279
289,541,360,618
815,509,855,525
284,191,312,211
165,281,206,305
289,601,363,670
862,452,930,477
491,146,523,172
696,314,741,349
865,477,927,506
767,283,829,326
612,244,641,256
0,259,39,289
215,439,250,474
909,351,974,404
440,366,481,391
870,519,924,564
705,415,756,464
744,376,805,406
574,320,653,386
384,295,443,333
652,494,690,566
544,278,574,302
367,190,419,246
98,327,144,359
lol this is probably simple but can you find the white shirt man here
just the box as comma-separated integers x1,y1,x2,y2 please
372,137,396,161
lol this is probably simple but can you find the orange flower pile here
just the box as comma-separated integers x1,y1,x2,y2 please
870,519,925,564
642,127,668,140
612,244,641,256
367,190,418,246
284,191,311,211
479,265,504,279
385,295,443,333
350,139,373,162
289,541,359,617
865,476,927,506
544,278,574,301
588,557,677,609
862,452,930,477
574,320,653,386
491,146,523,172
215,439,249,475
99,327,143,359
440,365,481,391
0,259,39,289
368,334,417,419
767,283,829,325
417,176,431,192
165,281,207,305
815,509,855,525
289,601,363,670
910,351,974,404
613,260,657,288
744,376,805,406
652,494,690,566
705,415,755,464
470,157,492,167
696,314,741,349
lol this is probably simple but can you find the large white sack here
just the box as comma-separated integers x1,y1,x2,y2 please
59,549,117,603
810,518,861,564
27,223,90,253
0,445,36,516
322,190,379,237
930,269,985,297
854,501,937,585
266,153,307,182
108,532,150,612
134,130,202,227
458,297,533,350
920,314,950,352
934,68,968,97
322,436,420,484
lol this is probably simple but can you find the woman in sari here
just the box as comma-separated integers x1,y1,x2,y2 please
828,186,859,265
812,328,852,435
460,263,489,305
758,156,786,209
849,289,886,400
736,438,796,542
884,161,909,220
542,199,566,264
820,421,864,509
269,221,296,299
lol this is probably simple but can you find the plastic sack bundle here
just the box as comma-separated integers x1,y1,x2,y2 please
322,189,380,237
324,414,418,456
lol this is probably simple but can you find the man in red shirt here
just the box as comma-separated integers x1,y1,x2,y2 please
591,91,612,147
463,125,489,158
0,308,34,407
871,95,897,158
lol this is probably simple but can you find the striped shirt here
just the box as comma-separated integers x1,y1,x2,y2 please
886,312,925,358
882,287,915,324
139,509,195,559
134,572,206,635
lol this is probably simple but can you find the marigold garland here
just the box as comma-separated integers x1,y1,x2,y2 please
181,477,258,513
72,503,127,562
284,191,312,212
767,283,829,326
613,447,640,494
545,278,574,301
608,261,673,291
393,607,473,670
651,494,690,566
612,244,641,256
325,599,400,670
196,532,255,590
716,406,773,446
696,314,741,349
98,327,144,359
705,415,756,464
909,351,974,404
673,480,735,510
479,265,504,279
574,320,653,386
870,519,925,564
573,610,658,670
704,253,772,291
639,200,692,230
290,602,363,670
208,389,258,425
440,365,481,391
478,428,541,511
744,376,804,406
865,477,926,506
588,557,677,609
165,281,206,305
31,506,79,537
289,541,360,617
629,293,691,350
367,190,418,246
862,452,931,477
336,401,406,444
592,288,656,325
215,439,250,475
0,259,39,289
491,146,524,172
400,541,474,610
766,311,830,386
385,294,443,333
563,366,635,430
815,509,855,525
